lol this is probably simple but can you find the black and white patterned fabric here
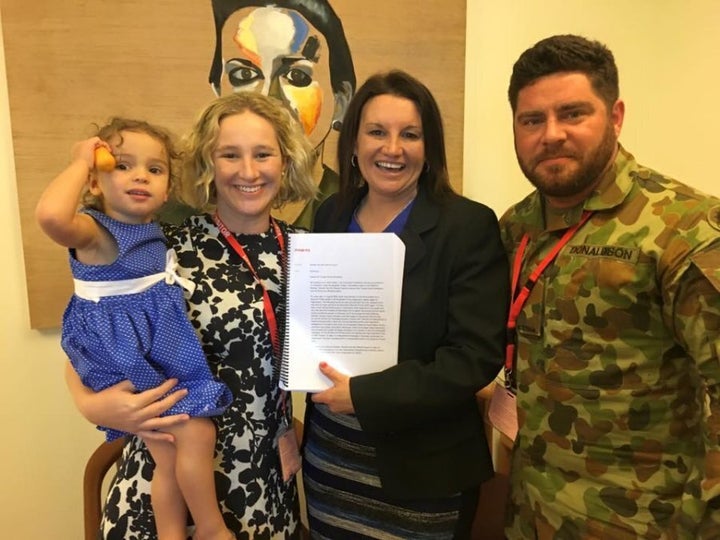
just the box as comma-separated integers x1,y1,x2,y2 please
99,214,299,539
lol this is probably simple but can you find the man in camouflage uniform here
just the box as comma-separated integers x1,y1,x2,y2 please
500,34,720,539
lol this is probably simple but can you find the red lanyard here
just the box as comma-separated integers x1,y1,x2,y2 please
213,213,284,356
505,211,593,390
212,213,289,413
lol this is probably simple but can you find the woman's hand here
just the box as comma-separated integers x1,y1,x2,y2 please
310,362,355,414
65,362,190,442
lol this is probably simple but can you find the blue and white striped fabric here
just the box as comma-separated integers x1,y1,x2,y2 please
303,403,462,539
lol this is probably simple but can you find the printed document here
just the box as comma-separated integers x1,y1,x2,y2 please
280,233,405,391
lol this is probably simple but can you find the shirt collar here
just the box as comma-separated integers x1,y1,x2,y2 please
583,144,635,212
541,144,636,231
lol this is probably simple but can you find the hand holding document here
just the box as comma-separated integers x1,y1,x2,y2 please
279,233,405,391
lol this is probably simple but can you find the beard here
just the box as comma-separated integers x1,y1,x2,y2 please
517,121,618,199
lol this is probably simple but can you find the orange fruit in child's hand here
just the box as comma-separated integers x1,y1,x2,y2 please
94,147,116,172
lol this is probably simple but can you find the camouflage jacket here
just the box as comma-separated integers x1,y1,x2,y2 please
499,146,720,539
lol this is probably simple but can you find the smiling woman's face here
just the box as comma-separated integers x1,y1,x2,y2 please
221,6,335,148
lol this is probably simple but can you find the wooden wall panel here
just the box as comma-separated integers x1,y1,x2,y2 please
1,0,466,328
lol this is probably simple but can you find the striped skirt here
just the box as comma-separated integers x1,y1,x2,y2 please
302,403,466,539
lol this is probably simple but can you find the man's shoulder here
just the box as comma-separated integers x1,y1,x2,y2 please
498,190,541,227
629,162,720,233
631,163,717,205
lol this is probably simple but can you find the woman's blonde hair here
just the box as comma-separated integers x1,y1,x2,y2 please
179,92,317,211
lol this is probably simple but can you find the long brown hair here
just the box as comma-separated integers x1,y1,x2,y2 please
335,70,453,214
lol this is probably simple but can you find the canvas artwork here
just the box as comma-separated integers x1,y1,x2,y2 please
1,0,466,328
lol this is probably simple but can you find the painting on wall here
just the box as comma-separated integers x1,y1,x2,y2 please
1,0,466,328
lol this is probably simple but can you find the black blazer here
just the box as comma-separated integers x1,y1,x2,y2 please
306,187,510,498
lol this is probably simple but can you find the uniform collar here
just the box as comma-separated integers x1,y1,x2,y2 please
541,144,636,231
508,144,638,235
583,144,636,212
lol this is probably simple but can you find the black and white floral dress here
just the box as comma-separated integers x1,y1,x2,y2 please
99,214,299,540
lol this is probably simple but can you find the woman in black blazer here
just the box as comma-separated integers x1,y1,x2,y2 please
302,70,509,539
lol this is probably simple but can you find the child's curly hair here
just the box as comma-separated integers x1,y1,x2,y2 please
82,117,180,211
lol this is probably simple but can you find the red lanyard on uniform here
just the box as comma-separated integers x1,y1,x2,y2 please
212,213,289,414
504,210,593,391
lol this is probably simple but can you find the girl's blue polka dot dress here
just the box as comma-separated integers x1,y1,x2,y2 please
62,209,233,440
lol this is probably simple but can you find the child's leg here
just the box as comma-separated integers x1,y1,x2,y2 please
171,417,233,540
144,439,188,540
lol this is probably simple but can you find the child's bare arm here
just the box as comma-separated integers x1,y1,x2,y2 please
35,137,109,249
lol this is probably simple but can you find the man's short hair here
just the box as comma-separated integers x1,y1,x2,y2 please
508,34,619,112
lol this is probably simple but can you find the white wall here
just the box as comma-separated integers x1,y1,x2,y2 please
0,13,106,538
464,0,720,215
2,2,720,538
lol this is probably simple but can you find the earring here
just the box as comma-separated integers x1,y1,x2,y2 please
332,120,342,131
351,154,358,168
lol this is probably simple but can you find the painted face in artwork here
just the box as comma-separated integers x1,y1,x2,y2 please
221,6,334,149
